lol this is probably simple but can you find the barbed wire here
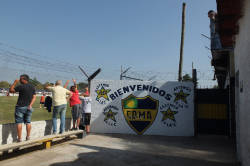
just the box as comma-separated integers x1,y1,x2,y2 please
201,34,214,70
0,42,217,82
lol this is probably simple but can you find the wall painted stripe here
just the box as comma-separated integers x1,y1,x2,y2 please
197,104,227,119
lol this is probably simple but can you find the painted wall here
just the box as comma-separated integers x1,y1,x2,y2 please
234,0,250,165
90,80,194,136
0,118,72,145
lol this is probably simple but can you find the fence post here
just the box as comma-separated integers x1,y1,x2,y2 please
193,69,197,137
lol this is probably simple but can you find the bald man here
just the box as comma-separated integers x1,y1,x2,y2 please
46,80,72,134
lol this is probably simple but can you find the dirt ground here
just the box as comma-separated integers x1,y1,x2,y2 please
0,133,236,166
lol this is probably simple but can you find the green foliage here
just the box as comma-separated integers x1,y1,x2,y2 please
182,74,192,82
182,74,198,84
43,82,51,87
78,82,88,91
28,77,42,86
34,83,44,90
0,81,11,88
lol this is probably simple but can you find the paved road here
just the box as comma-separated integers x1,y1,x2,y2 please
0,134,236,166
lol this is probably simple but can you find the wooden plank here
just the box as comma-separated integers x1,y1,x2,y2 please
0,130,84,152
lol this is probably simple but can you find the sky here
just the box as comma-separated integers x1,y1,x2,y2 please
0,0,217,87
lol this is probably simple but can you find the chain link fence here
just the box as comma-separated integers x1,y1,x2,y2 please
0,66,88,124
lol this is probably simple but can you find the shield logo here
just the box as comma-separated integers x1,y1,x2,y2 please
122,94,159,135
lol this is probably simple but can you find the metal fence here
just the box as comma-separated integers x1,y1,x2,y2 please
0,66,88,124
0,43,219,124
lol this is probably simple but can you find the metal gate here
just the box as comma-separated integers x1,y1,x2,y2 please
196,89,229,135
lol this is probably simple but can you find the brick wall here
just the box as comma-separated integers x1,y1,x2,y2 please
234,0,250,165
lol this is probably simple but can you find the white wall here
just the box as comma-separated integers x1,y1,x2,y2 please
234,0,250,165
0,118,73,145
90,80,194,136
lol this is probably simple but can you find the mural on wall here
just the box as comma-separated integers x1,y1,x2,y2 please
122,95,158,135
91,80,194,136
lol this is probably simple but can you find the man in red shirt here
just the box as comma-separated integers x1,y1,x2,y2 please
40,93,46,108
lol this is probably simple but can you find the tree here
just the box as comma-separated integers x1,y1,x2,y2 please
29,77,41,86
0,81,11,88
182,74,198,84
78,82,88,91
43,82,51,87
182,74,192,82
34,84,44,90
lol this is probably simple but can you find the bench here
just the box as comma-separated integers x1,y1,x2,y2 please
0,130,85,154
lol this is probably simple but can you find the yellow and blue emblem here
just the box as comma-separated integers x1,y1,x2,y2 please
122,94,158,135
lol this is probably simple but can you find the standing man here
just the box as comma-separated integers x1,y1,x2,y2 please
6,91,10,98
79,93,91,135
208,10,218,20
40,93,46,108
45,80,72,134
9,74,36,142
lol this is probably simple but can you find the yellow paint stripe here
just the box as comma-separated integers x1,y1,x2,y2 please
197,104,227,119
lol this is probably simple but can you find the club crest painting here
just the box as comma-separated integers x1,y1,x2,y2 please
90,80,194,136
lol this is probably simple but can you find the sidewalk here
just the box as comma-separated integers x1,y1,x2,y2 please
0,133,236,166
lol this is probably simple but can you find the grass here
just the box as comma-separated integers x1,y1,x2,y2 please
0,96,72,124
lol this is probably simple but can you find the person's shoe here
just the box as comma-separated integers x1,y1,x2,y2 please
26,136,30,141
86,132,90,136
75,127,79,131
70,128,75,131
59,131,64,134
52,132,57,135
17,139,22,143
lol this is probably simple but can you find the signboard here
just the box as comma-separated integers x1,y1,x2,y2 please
90,80,194,136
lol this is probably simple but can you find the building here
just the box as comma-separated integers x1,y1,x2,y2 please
210,0,249,165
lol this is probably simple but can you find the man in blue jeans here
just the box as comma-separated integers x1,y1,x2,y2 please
9,74,36,142
46,80,72,134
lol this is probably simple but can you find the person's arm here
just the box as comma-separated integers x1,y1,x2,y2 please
28,95,36,110
64,80,70,89
72,79,77,89
9,79,20,93
45,86,51,90
79,96,85,100
66,91,73,102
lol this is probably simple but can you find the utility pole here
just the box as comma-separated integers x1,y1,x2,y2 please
192,62,193,78
120,66,123,80
178,3,186,81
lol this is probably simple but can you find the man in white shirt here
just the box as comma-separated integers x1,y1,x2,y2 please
79,93,91,135
45,80,72,134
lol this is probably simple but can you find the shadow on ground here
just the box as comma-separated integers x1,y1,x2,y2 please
0,133,237,166
50,143,236,166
